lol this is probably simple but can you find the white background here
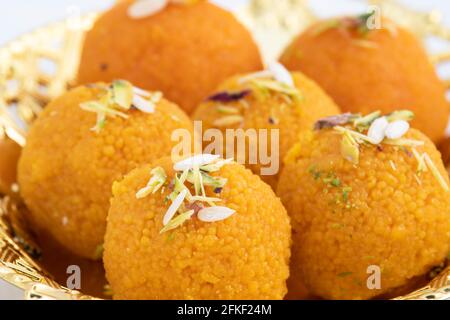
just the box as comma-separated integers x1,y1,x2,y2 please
1,0,450,299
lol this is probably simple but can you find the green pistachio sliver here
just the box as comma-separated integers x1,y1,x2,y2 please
411,148,427,173
111,80,134,110
136,167,167,199
167,170,190,201
160,210,195,234
341,132,360,165
353,110,381,129
250,79,302,102
386,110,415,122
334,126,376,144
187,171,227,189
213,115,244,127
423,153,449,192
217,105,239,114
80,101,129,119
200,158,233,173
91,112,107,133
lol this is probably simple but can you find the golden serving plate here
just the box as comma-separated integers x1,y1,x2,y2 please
1,0,450,300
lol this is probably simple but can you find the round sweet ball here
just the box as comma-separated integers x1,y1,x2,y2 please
0,138,21,196
104,155,291,299
192,69,340,188
77,0,263,114
18,81,195,259
280,15,450,143
277,112,450,299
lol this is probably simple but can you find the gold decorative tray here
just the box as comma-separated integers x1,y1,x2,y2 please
1,0,450,300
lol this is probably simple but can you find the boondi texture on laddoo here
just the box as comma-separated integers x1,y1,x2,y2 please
77,0,263,114
18,82,195,259
192,68,340,188
280,14,450,143
277,111,450,299
104,156,291,300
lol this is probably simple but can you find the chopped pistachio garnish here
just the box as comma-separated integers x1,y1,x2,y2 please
111,80,134,110
412,148,427,174
315,110,416,164
187,170,227,189
353,111,380,130
389,160,397,171
334,126,376,145
136,167,167,199
80,80,160,132
414,174,422,186
80,101,129,120
423,153,449,192
213,115,244,127
217,105,239,114
138,155,235,233
200,158,233,172
341,131,360,165
160,210,195,234
386,110,415,122
250,78,302,103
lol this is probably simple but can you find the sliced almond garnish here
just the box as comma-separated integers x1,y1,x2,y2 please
174,154,220,172
267,62,294,87
128,0,168,20
198,206,236,222
133,86,151,98
160,209,194,234
163,189,188,226
132,94,156,113
423,153,449,192
385,120,410,140
367,116,388,144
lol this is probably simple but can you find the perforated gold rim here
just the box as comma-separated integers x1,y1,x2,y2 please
0,0,449,300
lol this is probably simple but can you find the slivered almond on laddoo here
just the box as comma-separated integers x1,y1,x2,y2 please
18,81,195,259
104,155,291,299
280,13,449,143
192,63,341,188
77,0,262,114
278,110,450,300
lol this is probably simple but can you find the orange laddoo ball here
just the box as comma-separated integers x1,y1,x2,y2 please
277,119,450,299
104,157,291,299
77,0,263,114
192,71,340,188
0,138,21,196
18,83,195,259
280,16,449,143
